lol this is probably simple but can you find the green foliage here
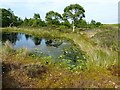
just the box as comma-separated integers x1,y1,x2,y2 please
76,19,87,28
45,11,62,26
96,22,102,27
58,46,87,70
0,8,13,27
62,46,86,62
61,19,71,28
63,4,85,31
91,20,96,25
22,17,29,26
22,14,46,27
33,13,40,20
90,20,102,28
63,4,85,22
0,8,23,27
1,7,103,30
32,13,43,27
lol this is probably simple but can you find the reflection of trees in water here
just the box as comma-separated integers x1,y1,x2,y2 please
45,40,52,45
32,37,42,45
0,33,2,41
25,34,32,40
45,39,63,48
2,32,19,44
2,32,43,46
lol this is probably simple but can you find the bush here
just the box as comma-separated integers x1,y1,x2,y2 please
23,63,47,78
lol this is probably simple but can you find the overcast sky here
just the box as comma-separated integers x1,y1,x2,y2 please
0,0,119,24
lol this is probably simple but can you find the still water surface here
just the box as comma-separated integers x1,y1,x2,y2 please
2,32,72,59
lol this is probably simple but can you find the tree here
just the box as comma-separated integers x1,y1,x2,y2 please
32,13,41,27
28,18,34,26
45,11,62,26
17,17,23,26
76,19,87,28
0,9,1,27
63,4,85,32
34,13,46,27
22,17,29,26
90,20,102,27
33,13,40,20
0,8,13,27
32,13,46,27
0,8,22,27
22,13,46,27
96,22,102,27
90,20,96,25
62,19,71,28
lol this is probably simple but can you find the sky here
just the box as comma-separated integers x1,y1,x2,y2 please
0,0,119,24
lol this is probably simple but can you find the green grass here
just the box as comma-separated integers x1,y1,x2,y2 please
1,26,119,88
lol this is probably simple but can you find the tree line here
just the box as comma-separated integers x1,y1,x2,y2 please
0,4,102,31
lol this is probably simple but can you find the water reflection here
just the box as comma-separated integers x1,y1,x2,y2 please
32,37,42,45
2,32,70,59
45,39,63,48
25,34,31,40
2,32,19,44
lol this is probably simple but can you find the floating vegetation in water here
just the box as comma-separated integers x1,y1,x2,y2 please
57,46,87,70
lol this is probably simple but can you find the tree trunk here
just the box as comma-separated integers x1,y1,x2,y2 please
72,21,75,32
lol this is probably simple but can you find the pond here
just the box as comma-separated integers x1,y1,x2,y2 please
1,32,86,69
